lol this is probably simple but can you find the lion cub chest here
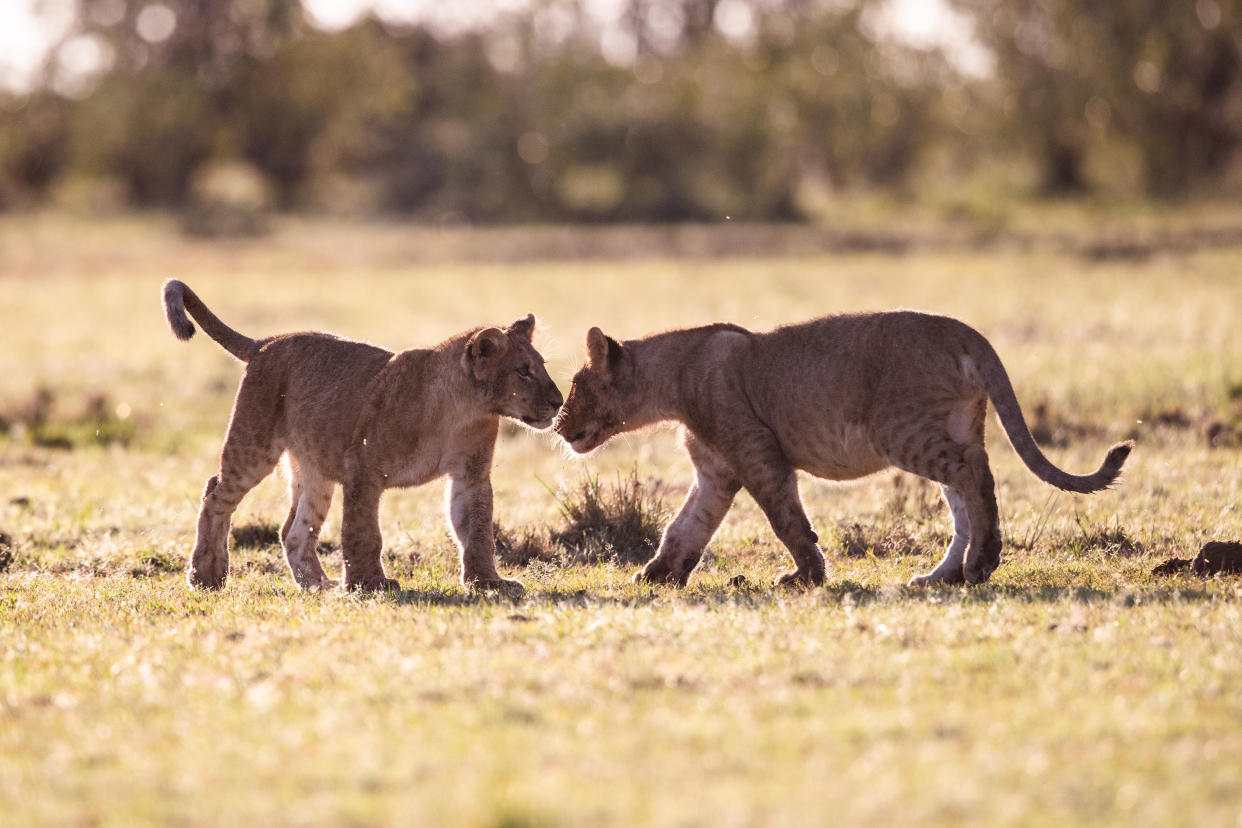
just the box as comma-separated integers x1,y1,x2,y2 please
359,413,497,489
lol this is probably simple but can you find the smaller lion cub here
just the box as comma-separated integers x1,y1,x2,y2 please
162,279,563,593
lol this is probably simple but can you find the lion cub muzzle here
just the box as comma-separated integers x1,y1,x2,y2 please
521,387,564,430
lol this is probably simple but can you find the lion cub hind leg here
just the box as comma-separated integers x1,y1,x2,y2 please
887,434,1002,586
189,474,232,589
908,484,969,587
637,431,741,587
189,427,283,590
959,445,1002,584
281,457,339,592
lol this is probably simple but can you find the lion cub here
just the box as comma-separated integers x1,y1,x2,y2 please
162,279,563,593
555,311,1132,587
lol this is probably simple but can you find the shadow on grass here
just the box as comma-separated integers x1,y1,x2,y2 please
351,575,1229,609
379,585,663,608
821,580,1224,607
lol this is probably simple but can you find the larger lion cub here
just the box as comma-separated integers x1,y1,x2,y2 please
163,279,562,593
555,312,1132,587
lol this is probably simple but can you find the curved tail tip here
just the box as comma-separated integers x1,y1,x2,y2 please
1107,440,1135,467
169,317,196,341
162,278,196,341
1099,440,1135,489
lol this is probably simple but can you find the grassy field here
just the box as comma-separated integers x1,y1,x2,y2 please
2,211,1242,826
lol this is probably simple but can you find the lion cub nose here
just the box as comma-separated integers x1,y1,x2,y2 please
549,388,564,410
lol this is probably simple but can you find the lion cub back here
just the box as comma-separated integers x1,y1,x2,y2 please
244,332,394,480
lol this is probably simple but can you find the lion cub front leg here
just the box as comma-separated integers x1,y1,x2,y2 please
728,431,826,587
340,453,400,593
637,431,741,586
448,470,524,596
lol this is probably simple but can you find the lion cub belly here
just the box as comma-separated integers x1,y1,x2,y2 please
782,421,888,481
381,454,447,488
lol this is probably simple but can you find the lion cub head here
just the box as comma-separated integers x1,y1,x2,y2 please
465,314,563,430
555,326,636,453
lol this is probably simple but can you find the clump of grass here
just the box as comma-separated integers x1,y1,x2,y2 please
832,521,937,558
1029,400,1105,448
1070,512,1144,556
129,550,182,578
830,475,946,558
1201,384,1242,448
494,522,558,567
230,521,282,549
883,474,942,523
2,387,138,449
550,471,668,565
494,470,669,567
0,532,13,573
1203,419,1241,448
230,520,337,555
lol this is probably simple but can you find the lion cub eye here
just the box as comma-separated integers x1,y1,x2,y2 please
517,365,534,380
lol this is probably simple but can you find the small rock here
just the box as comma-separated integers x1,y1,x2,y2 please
1191,541,1242,576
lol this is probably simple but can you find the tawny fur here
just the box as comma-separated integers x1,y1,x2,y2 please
163,279,563,593
554,311,1132,588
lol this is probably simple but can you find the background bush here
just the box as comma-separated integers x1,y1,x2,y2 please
3,0,1241,220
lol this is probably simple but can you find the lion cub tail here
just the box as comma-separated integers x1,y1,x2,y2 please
162,279,259,362
968,333,1132,494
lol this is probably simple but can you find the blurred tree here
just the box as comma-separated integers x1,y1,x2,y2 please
4,0,1237,215
237,19,414,206
953,0,1242,196
0,92,72,206
67,0,313,203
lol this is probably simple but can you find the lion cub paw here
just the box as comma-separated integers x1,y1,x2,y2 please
187,556,228,590
633,563,688,587
961,564,994,586
908,569,965,588
346,575,401,593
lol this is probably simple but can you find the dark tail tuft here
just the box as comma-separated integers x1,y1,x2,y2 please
1101,440,1135,483
163,279,196,341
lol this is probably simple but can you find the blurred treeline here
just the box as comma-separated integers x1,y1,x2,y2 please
2,0,1241,222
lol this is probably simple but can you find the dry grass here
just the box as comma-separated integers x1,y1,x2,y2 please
2,211,1242,825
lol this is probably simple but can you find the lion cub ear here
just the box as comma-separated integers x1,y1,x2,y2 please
464,327,509,380
507,313,536,343
586,327,625,373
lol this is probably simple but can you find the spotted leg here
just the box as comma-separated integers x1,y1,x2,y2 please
188,382,283,590
280,455,338,591
449,460,524,595
340,447,399,592
636,430,742,586
723,426,825,587
908,484,969,586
